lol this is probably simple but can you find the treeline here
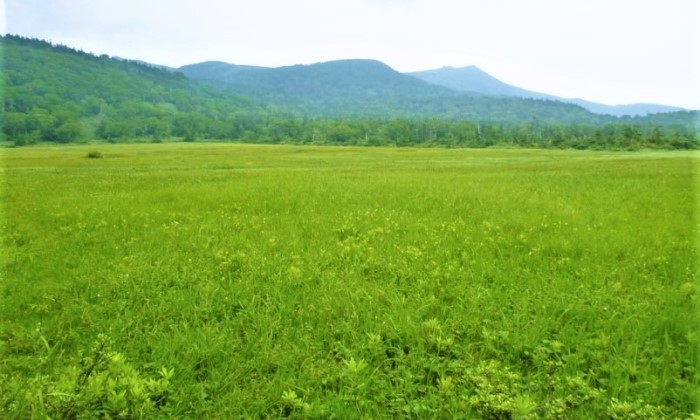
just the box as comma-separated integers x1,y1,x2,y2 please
3,105,697,150
99,117,699,150
8,112,694,150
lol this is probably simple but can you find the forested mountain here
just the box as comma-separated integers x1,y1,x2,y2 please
570,101,686,117
179,59,445,99
179,59,463,117
178,60,606,123
408,66,686,117
0,35,268,144
408,65,547,98
1,35,697,149
618,110,700,128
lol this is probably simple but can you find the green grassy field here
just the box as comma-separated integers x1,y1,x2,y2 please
1,143,697,418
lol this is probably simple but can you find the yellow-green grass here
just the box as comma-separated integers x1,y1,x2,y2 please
1,143,697,418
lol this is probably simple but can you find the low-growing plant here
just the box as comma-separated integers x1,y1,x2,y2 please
1,144,696,417
25,336,174,418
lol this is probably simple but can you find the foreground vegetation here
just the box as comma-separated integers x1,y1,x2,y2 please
1,144,697,418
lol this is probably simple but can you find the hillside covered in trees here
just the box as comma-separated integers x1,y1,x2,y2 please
178,60,604,123
407,65,687,117
1,35,269,145
1,35,698,149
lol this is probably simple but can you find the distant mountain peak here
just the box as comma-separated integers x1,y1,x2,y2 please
407,66,521,97
302,58,396,72
176,57,466,118
407,66,685,116
433,65,488,73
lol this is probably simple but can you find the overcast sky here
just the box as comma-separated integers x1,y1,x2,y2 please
3,0,698,109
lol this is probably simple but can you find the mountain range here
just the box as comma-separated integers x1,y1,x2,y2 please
177,60,687,119
1,34,697,148
407,66,685,117
177,60,618,123
178,59,465,118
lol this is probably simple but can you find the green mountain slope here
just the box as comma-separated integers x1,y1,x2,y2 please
179,59,467,117
408,65,544,97
180,59,459,99
1,35,696,149
178,60,607,123
408,66,687,117
0,35,264,143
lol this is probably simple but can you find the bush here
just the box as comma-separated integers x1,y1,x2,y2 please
48,337,174,419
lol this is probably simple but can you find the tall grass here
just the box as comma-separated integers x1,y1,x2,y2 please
1,144,697,418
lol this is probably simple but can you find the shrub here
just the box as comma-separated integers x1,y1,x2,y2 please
48,336,174,418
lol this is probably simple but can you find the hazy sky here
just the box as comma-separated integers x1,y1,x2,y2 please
3,0,698,109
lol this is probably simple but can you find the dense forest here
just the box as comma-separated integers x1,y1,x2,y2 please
178,60,608,123
1,35,698,149
1,35,270,145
